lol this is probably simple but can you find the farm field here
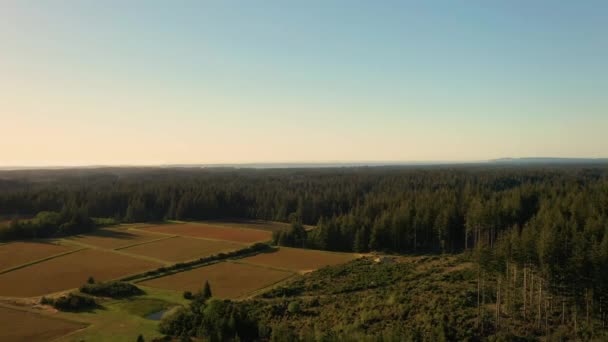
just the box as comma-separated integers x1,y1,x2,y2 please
142,223,273,243
0,305,85,342
198,219,315,232
121,236,243,262
0,249,161,297
0,241,76,271
239,247,358,272
140,261,294,299
66,226,169,249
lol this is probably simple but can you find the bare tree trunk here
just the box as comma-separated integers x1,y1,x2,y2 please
496,277,501,329
523,266,527,320
538,278,542,329
482,275,485,334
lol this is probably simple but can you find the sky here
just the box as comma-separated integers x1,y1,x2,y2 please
1,1,607,166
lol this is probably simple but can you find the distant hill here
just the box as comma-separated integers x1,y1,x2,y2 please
490,157,608,164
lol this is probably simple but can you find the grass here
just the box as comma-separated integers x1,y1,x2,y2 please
53,286,187,342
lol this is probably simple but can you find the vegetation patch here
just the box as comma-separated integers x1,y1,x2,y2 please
80,280,144,298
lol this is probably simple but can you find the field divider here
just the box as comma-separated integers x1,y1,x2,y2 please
0,247,88,275
229,259,300,273
60,238,173,265
113,235,178,251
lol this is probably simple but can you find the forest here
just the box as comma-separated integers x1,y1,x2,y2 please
1,165,607,340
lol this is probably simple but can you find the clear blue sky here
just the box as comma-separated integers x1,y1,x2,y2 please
1,1,606,165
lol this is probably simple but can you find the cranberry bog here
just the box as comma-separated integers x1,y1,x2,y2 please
0,249,161,297
239,247,358,272
121,236,243,263
139,261,294,299
0,241,77,272
141,223,273,243
0,305,85,342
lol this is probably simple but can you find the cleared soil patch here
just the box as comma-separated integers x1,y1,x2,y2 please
0,249,161,297
140,262,293,299
0,241,75,271
143,223,272,243
240,247,357,272
122,236,243,262
67,227,168,249
0,305,84,342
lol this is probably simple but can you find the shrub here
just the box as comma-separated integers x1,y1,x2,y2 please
183,291,193,300
80,281,144,298
51,293,97,311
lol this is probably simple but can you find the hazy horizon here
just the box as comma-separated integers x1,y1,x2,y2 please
2,1,607,165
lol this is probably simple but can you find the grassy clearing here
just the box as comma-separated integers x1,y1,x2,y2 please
53,287,187,342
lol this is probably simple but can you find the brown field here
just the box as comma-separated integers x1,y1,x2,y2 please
239,247,357,271
199,219,315,232
0,241,76,271
142,223,273,243
0,305,84,342
0,249,161,297
140,261,293,298
66,227,168,249
121,236,243,262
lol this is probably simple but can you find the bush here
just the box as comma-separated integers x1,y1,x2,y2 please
80,281,144,298
51,293,97,311
183,291,193,300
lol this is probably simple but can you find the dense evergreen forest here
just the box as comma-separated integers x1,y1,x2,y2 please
1,165,607,339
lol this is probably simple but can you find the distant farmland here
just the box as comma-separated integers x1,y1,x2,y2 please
66,227,168,249
0,249,161,297
239,247,358,272
0,305,84,342
142,223,273,243
140,261,294,298
121,236,243,262
0,241,76,272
